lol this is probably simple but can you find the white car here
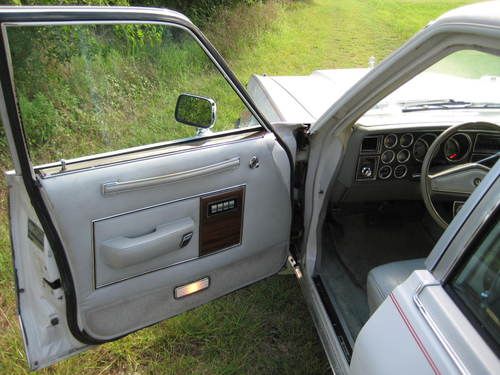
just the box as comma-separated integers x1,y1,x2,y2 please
1,2,499,374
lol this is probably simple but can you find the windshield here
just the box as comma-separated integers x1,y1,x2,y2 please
369,50,500,114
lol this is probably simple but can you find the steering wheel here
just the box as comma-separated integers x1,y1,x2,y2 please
421,122,499,229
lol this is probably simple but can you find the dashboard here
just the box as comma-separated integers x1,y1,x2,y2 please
332,124,500,204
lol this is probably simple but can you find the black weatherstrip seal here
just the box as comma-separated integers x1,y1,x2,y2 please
313,275,353,362
0,7,295,345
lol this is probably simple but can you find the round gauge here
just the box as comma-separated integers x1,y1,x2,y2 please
444,133,472,163
413,139,428,162
444,138,460,161
400,133,414,148
379,165,392,180
396,149,411,163
383,134,398,149
381,150,395,164
413,134,437,162
394,165,408,179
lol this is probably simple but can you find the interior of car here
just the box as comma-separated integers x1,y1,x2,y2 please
311,50,500,357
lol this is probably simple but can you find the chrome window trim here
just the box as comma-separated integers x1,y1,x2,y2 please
440,198,498,282
35,128,264,179
413,280,470,375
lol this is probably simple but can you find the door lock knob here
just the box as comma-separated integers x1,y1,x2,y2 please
249,156,260,169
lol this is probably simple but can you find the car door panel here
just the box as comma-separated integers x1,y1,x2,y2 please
8,132,291,367
350,271,452,375
9,130,291,343
351,269,498,375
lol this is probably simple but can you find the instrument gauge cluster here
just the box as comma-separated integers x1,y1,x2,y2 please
357,131,431,182
355,128,499,184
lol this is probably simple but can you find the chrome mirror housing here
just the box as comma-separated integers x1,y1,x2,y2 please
175,93,217,136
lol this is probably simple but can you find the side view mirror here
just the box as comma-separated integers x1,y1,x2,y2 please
175,93,216,135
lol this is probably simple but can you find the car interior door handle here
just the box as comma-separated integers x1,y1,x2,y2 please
100,217,194,268
102,157,240,195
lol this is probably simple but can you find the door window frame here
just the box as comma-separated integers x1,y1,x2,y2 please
2,18,274,173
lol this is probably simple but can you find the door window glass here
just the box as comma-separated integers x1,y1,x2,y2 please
6,23,255,166
448,215,499,351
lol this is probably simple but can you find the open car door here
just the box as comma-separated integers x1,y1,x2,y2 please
0,7,293,370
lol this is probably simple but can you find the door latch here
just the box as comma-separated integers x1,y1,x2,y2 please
287,255,302,279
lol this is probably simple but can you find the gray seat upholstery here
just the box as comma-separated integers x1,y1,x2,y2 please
367,258,426,314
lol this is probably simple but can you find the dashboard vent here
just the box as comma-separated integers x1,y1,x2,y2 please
361,136,380,154
474,134,500,154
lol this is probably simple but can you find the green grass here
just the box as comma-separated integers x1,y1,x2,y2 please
226,0,476,80
0,1,480,374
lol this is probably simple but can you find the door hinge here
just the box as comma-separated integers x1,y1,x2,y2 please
287,255,303,279
289,125,309,255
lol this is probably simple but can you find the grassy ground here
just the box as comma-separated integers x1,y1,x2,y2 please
0,0,478,374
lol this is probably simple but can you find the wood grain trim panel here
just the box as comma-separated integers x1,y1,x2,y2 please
199,186,245,256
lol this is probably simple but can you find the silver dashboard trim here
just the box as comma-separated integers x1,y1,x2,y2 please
400,133,414,148
396,148,411,163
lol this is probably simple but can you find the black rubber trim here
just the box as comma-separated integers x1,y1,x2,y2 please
0,7,294,345
43,278,62,290
313,275,352,362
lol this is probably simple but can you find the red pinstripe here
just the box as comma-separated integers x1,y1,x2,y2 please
390,292,441,375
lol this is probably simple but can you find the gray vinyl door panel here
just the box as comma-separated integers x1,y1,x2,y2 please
38,132,291,340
